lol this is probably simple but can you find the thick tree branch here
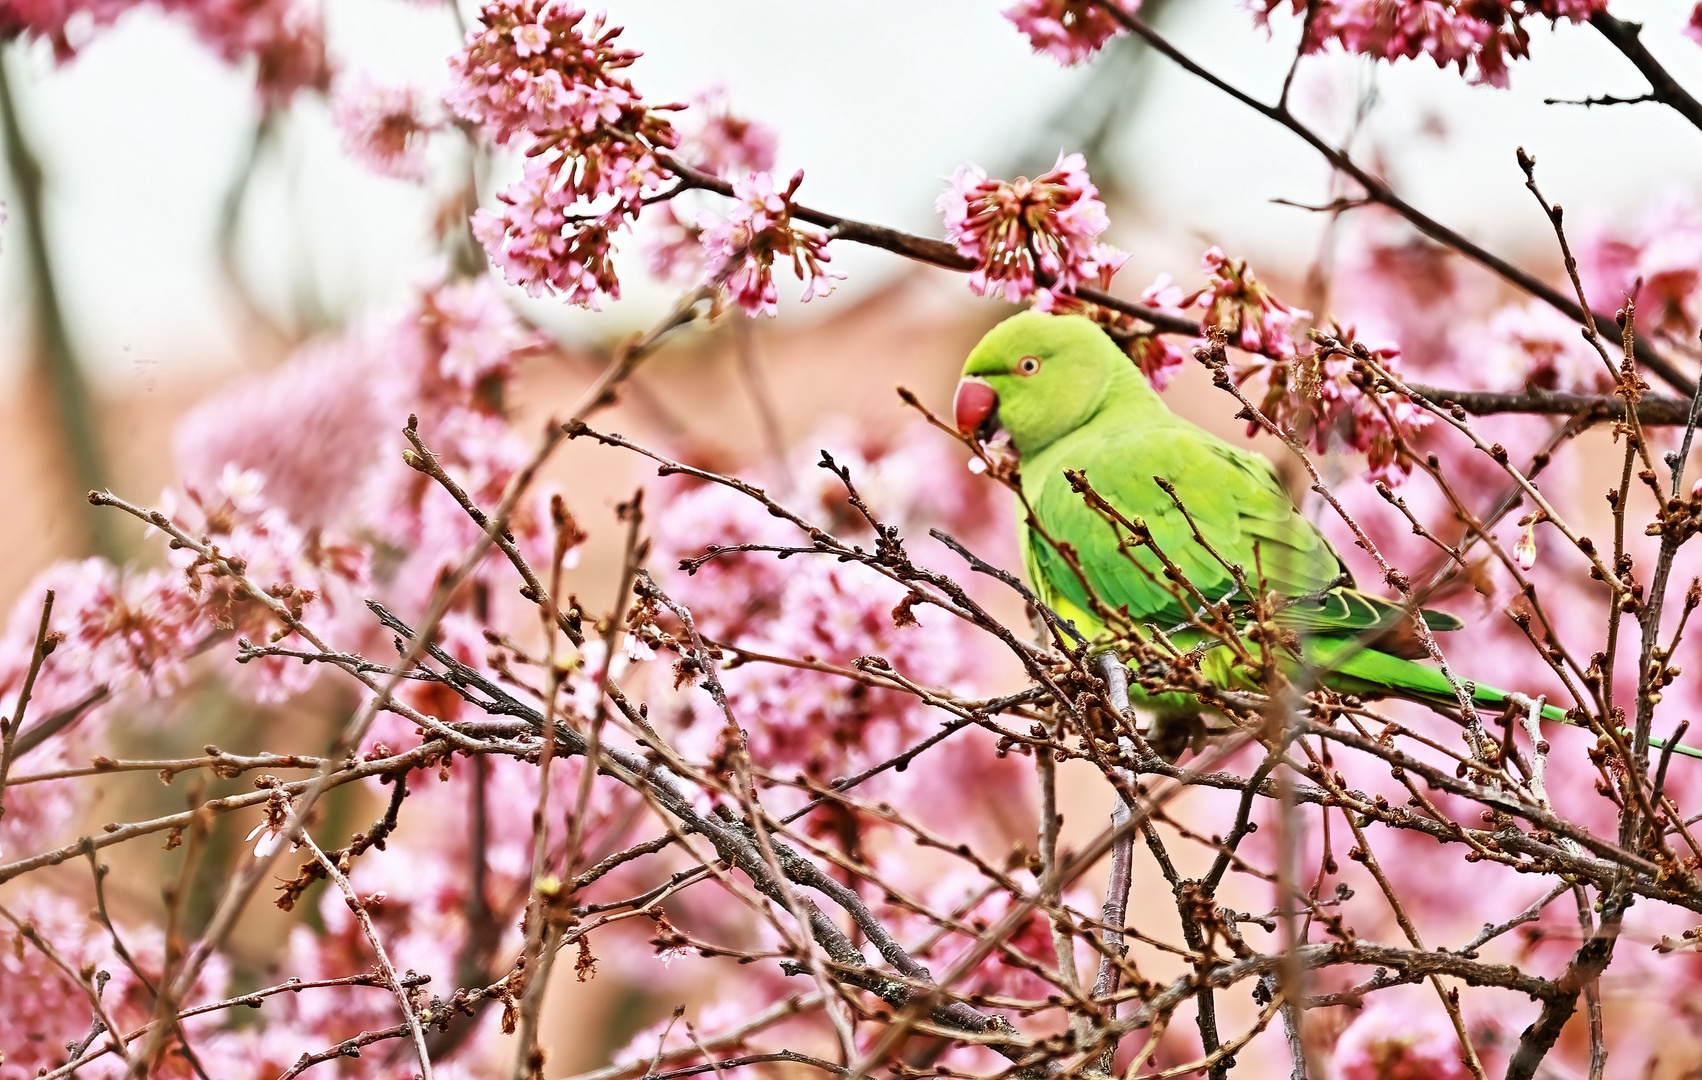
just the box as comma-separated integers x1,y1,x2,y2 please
1588,12,1702,134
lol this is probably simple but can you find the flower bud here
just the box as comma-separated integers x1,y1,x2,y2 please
1514,523,1538,571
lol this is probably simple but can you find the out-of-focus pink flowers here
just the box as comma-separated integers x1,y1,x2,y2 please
1687,4,1702,47
173,271,550,686
1485,300,1609,392
655,423,1005,787
1003,0,1137,64
938,151,1122,306
699,170,840,316
3,0,327,102
1199,246,1309,359
0,889,136,1079
657,499,974,782
643,201,707,285
679,88,778,179
1333,214,1467,373
0,888,235,1079
1,560,200,713
897,872,1093,1004
185,0,329,103
331,73,436,181
1580,192,1702,341
1255,0,1607,87
449,1,679,304
1330,998,1469,1080
158,467,371,701
174,335,390,529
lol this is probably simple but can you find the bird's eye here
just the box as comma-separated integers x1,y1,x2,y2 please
1017,355,1042,376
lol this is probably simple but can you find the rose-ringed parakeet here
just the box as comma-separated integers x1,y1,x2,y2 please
953,310,1694,757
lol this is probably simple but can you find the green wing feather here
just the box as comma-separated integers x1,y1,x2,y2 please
1023,415,1390,637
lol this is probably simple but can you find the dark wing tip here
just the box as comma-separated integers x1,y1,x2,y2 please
1420,609,1465,632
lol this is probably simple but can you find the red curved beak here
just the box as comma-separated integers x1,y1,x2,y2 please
954,379,997,438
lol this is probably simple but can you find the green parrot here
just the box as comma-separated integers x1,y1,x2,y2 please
952,310,1694,757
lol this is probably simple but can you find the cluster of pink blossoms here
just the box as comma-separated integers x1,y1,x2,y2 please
1257,0,1608,87
0,889,243,1078
699,170,841,316
1150,245,1428,484
1121,248,1307,390
449,0,679,304
0,270,595,1073
938,151,1125,307
654,427,998,786
1258,329,1431,485
1196,245,1309,358
1002,0,1137,64
447,3,830,315
156,466,372,701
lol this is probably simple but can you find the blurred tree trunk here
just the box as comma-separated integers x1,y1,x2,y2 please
1,48,118,559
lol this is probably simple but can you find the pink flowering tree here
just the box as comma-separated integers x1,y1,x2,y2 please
7,2,1702,1079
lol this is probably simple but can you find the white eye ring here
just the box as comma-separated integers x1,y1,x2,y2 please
1017,355,1042,376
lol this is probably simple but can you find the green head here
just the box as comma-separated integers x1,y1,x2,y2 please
954,311,1146,457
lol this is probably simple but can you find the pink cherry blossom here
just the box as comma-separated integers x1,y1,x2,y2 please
446,1,664,151
473,162,626,304
888,870,1094,1005
699,170,841,316
1003,0,1138,65
331,72,435,181
1688,4,1702,47
511,19,548,56
421,272,547,389
1198,246,1309,359
1330,997,1469,1080
174,335,389,529
1333,212,1467,373
157,470,371,701
0,887,232,1080
181,0,329,104
938,151,1122,306
653,423,1006,789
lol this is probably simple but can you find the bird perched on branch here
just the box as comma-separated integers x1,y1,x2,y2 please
953,310,1695,759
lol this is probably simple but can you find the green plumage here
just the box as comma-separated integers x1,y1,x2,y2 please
960,311,1574,739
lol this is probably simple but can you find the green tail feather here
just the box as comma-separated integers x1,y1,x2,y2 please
1312,639,1702,761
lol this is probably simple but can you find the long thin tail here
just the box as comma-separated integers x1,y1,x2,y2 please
1313,640,1702,761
